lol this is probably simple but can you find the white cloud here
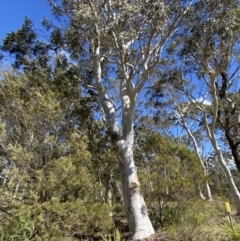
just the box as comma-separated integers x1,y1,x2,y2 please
194,97,212,106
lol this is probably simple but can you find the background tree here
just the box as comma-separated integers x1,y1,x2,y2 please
150,83,213,200
135,132,207,227
164,0,240,213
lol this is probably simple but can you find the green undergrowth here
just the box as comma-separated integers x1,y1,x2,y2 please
158,197,239,241
0,196,239,241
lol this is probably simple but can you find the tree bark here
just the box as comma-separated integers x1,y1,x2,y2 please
214,147,240,213
225,129,240,173
118,134,154,239
93,37,154,239
203,73,240,212
111,178,124,204
178,115,213,201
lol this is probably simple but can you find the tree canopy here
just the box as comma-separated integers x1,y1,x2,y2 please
1,0,240,240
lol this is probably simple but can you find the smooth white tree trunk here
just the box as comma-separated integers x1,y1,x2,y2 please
211,142,240,213
202,72,240,212
176,112,213,201
93,39,154,239
13,181,19,199
111,178,124,203
205,182,212,201
118,135,154,239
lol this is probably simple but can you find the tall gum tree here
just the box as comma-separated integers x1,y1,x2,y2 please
164,88,213,200
172,0,240,213
46,0,191,239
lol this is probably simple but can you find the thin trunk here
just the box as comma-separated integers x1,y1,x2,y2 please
206,182,213,201
194,180,206,200
196,183,206,200
218,72,240,173
13,181,19,199
179,118,213,200
204,157,213,201
145,165,153,193
164,167,169,195
111,178,124,204
3,174,7,187
105,183,112,207
199,190,206,200
215,149,240,213
203,73,240,211
225,130,240,172
105,181,113,217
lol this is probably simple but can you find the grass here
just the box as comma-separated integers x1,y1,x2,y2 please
149,196,239,241
1,196,239,241
101,229,123,241
98,196,240,241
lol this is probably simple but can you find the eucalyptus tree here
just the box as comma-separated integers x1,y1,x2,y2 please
159,86,213,200
169,0,240,212
41,0,193,239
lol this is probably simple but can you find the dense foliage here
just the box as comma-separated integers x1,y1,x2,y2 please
1,0,240,240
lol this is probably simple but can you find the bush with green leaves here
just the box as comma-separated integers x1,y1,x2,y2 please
137,133,207,228
0,71,112,240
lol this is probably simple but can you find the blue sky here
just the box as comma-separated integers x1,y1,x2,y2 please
0,0,51,42
0,0,236,159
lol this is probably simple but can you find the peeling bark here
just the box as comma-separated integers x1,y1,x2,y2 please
118,136,154,239
93,37,154,239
